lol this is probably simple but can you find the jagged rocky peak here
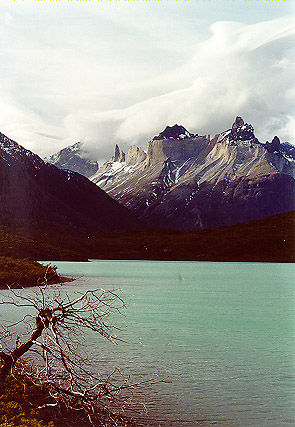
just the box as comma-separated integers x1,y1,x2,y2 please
126,145,146,165
232,116,244,129
266,136,281,153
230,116,256,142
153,124,195,141
112,144,125,163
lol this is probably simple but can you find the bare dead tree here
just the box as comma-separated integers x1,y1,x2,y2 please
0,282,159,425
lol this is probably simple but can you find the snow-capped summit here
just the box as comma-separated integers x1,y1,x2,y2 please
0,132,44,169
47,141,99,178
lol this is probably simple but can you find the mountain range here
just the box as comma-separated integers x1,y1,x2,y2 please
1,117,295,262
0,132,137,233
49,117,295,230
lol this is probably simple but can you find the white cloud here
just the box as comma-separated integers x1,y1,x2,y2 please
0,1,294,160
62,16,295,161
3,12,12,26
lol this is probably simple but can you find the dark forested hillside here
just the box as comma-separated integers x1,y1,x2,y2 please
1,211,294,263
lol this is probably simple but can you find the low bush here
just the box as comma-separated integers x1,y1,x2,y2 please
0,257,60,289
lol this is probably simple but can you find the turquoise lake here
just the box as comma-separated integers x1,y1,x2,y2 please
2,260,295,425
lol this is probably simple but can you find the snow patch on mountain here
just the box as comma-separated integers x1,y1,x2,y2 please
0,133,44,169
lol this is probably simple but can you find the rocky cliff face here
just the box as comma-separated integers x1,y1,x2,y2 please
46,142,99,178
90,117,295,230
0,133,138,232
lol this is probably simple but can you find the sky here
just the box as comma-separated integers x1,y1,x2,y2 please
0,0,294,163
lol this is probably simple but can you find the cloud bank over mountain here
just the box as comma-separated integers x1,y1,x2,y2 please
63,16,295,162
0,1,294,162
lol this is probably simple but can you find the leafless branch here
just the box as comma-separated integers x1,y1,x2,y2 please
0,282,159,425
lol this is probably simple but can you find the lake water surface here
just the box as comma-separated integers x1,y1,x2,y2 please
2,261,295,425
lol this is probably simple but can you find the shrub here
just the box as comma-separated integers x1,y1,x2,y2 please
0,257,60,289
